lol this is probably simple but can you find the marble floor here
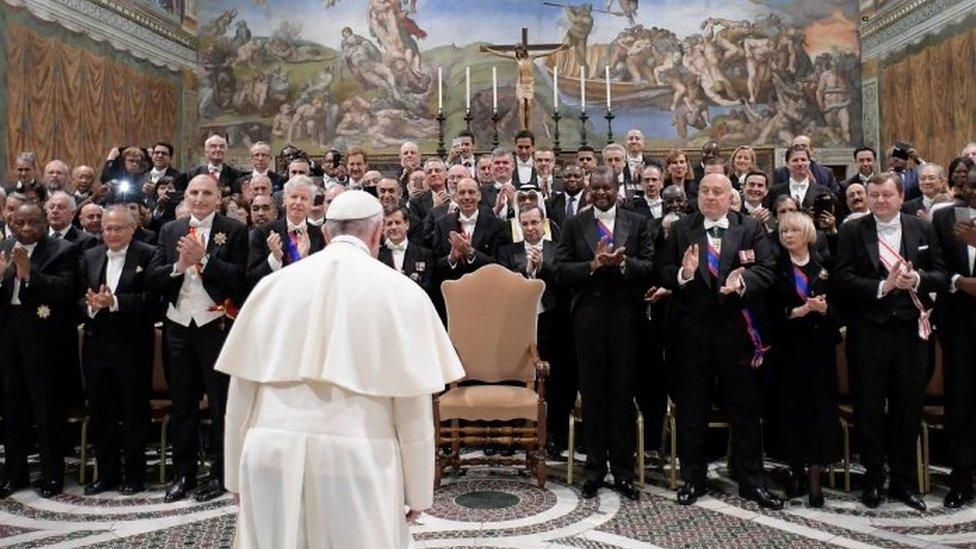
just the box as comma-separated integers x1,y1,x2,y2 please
1,456,974,548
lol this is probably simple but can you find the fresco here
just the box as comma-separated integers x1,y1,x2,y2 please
197,0,861,154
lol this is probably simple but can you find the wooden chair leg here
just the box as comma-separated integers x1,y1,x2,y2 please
828,464,835,489
841,418,851,492
566,413,575,485
922,423,931,493
79,416,89,485
916,436,924,495
160,415,169,485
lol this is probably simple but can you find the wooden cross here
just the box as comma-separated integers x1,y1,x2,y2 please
484,27,565,55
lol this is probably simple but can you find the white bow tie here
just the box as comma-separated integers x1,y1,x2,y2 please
189,217,212,229
387,240,407,252
704,217,729,230
877,220,900,235
646,198,662,208
107,250,126,259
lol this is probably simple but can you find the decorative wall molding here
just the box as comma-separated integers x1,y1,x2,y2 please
860,77,880,154
2,0,197,72
861,0,976,60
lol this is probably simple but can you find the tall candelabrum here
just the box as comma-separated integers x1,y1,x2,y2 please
551,109,562,156
578,110,589,148
604,109,615,144
436,111,447,159
491,111,501,149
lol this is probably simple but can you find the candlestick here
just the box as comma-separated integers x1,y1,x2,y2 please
579,66,585,112
492,66,498,114
604,109,615,145
436,110,447,158
464,109,473,131
553,64,559,109
491,110,501,149
551,109,562,156
465,66,471,112
437,67,443,113
578,110,589,148
605,65,611,110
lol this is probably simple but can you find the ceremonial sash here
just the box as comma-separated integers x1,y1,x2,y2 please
877,237,932,340
708,242,769,368
596,219,614,246
792,265,810,301
283,231,303,264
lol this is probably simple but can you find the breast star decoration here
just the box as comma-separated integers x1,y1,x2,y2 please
212,232,227,246
36,305,51,319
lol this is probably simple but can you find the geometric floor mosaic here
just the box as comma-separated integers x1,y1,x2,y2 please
2,460,975,548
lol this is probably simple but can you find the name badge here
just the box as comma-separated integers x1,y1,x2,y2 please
738,249,755,264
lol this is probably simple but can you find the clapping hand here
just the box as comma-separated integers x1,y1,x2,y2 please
644,286,670,303
719,266,745,295
680,243,699,281
12,246,30,280
433,189,450,208
806,294,828,314
295,230,311,258
527,247,543,272
881,259,904,295
894,260,919,291
86,284,115,312
0,251,7,275
267,232,284,261
589,239,625,271
448,231,472,263
177,232,206,272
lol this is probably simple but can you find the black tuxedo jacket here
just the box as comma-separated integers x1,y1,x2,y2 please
659,211,775,341
768,181,833,211
79,241,159,338
900,196,932,217
246,218,326,288
514,166,539,187
433,207,510,277
239,170,287,192
835,213,947,325
498,240,559,311
58,225,99,251
546,191,587,229
774,161,839,194
181,164,243,195
138,167,183,197
148,214,249,307
379,242,434,293
932,204,976,325
0,236,79,325
555,207,655,312
407,190,435,221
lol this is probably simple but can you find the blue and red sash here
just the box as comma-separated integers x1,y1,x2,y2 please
283,231,302,264
792,265,810,301
596,219,614,246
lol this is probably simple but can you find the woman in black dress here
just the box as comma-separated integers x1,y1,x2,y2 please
774,212,841,507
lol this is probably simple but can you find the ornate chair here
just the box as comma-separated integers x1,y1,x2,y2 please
435,265,549,488
920,341,945,493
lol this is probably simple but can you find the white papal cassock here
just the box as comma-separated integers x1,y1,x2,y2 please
215,230,464,549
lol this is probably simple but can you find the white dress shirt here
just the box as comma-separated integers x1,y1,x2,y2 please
49,226,69,239
593,205,616,234
789,177,810,204
516,159,534,183
207,164,223,178
150,167,167,183
459,210,478,238
564,192,581,217
387,238,408,272
166,212,221,327
9,242,37,305
950,207,976,292
88,246,127,317
645,196,663,219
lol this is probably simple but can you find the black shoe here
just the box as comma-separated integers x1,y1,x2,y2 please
944,488,975,509
0,478,29,499
483,446,498,457
784,468,807,499
119,481,145,495
194,478,226,502
676,482,706,506
164,476,197,503
808,490,825,508
889,488,927,512
860,485,884,508
613,480,640,501
739,486,784,510
646,450,664,470
581,480,602,499
37,480,63,499
546,442,567,462
84,479,118,496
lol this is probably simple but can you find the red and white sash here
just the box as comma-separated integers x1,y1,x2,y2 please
877,238,932,340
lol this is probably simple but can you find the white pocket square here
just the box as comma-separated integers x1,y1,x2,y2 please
918,245,929,251
135,266,144,273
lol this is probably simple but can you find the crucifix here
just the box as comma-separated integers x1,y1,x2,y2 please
481,27,568,131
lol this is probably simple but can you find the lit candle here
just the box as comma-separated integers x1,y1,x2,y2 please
437,67,443,113
605,65,611,110
465,66,471,112
548,64,556,110
492,66,498,113
580,66,586,112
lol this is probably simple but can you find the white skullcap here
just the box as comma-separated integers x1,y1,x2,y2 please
325,189,383,221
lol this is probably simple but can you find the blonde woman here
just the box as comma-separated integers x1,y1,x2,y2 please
730,145,757,189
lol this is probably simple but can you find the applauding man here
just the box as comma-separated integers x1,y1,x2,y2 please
247,176,325,288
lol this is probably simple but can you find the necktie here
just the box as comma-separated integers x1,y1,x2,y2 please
707,226,726,239
566,195,575,217
53,231,63,239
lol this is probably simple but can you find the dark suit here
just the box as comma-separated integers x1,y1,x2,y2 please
555,207,655,483
773,161,839,194
378,241,434,294
500,239,577,447
659,211,776,488
147,214,247,484
514,165,539,187
894,168,921,200
433,208,510,279
835,213,947,491
246,218,325,289
52,225,98,251
932,205,976,492
900,196,933,217
768,180,833,211
180,165,243,195
407,190,435,221
0,236,78,486
546,191,587,230
238,170,287,193
79,241,158,484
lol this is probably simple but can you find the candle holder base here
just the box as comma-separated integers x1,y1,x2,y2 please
551,109,562,156
604,109,615,145
436,111,447,159
578,111,589,148
491,112,501,150
463,110,473,132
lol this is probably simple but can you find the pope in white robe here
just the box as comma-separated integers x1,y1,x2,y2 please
216,190,465,548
